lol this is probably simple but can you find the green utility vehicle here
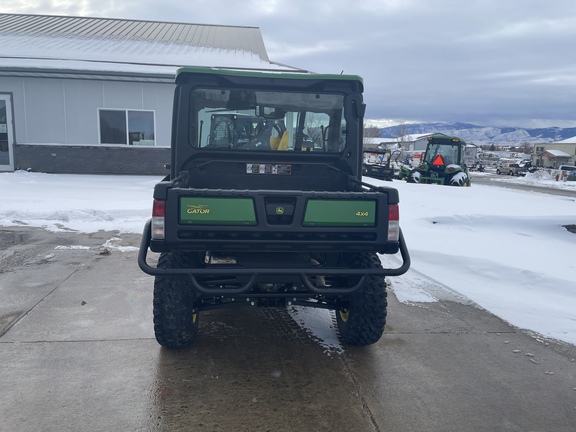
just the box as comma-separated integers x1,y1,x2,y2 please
408,134,474,186
138,67,410,348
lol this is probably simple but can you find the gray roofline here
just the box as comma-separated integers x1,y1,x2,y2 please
0,55,304,73
0,54,183,69
269,60,310,73
0,63,307,83
0,67,176,83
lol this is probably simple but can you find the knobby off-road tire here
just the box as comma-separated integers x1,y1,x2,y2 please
407,170,420,183
449,172,470,187
336,252,388,346
153,252,201,349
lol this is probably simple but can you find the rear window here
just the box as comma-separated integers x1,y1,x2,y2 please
190,88,347,153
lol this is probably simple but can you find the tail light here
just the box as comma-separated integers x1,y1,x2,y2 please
151,199,165,239
388,204,400,241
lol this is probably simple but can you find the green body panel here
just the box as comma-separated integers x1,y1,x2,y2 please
180,197,256,225
415,162,466,185
419,176,446,185
303,200,376,227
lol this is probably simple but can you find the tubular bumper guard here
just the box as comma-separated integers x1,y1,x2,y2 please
138,220,411,295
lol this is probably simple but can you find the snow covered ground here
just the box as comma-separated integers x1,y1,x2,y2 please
386,172,576,346
0,170,575,351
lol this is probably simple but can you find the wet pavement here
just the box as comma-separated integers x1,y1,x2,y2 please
470,172,576,197
1,227,575,431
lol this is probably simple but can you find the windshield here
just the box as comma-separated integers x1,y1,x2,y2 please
191,88,347,152
424,143,460,166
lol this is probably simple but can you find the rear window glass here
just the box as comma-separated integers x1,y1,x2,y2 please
190,88,347,153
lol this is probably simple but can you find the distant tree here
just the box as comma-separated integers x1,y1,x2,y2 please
489,143,496,151
364,125,380,138
363,124,381,147
394,122,409,143
520,142,533,155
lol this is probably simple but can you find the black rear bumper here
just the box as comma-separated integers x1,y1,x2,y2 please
138,219,410,295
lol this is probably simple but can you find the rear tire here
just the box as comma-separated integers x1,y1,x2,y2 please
153,252,201,348
336,253,388,346
449,172,469,186
407,170,420,183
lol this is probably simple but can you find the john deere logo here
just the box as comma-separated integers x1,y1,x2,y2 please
276,206,285,215
187,204,210,215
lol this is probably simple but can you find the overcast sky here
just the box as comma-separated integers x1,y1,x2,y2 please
2,0,576,128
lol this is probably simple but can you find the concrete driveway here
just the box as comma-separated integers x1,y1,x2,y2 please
1,227,575,431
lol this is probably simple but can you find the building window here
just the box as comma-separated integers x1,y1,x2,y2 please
98,109,155,145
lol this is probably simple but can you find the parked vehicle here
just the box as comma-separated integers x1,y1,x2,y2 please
497,162,522,176
496,160,534,176
407,134,473,186
138,67,411,348
397,164,412,180
558,165,576,181
363,149,395,181
518,160,536,175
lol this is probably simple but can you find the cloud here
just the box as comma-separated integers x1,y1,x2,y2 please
2,0,576,127
265,39,354,62
2,0,97,16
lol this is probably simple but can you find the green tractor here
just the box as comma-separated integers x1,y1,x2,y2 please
407,134,474,186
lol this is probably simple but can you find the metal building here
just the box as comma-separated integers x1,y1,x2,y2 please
0,13,300,174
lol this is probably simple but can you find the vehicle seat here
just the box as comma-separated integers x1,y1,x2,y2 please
270,131,289,150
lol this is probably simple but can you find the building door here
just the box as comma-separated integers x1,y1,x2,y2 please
0,94,15,171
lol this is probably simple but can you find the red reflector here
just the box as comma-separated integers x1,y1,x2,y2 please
152,200,165,217
389,204,399,221
448,167,455,172
431,155,445,167
419,164,425,169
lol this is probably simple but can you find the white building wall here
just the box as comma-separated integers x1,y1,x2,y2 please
65,79,104,145
24,78,67,143
0,76,174,148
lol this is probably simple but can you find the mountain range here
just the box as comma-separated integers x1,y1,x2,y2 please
377,122,576,146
